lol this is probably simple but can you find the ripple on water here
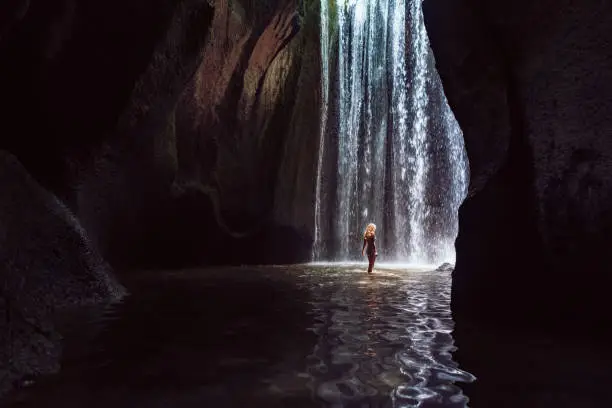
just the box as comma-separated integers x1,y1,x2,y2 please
8,264,474,408
305,266,475,407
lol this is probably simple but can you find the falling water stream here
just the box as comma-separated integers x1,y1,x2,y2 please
314,0,468,264
314,0,331,260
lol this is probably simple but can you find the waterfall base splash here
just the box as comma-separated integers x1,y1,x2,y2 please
313,0,468,265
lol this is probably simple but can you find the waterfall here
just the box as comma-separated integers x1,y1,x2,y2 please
313,0,330,259
315,0,467,264
390,0,409,259
405,0,430,263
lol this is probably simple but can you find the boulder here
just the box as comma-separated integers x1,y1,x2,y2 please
435,262,454,272
0,150,125,397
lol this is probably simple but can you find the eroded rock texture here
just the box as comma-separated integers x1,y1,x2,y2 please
0,151,125,397
423,0,612,332
0,0,320,270
0,1,321,389
169,0,319,265
72,0,217,266
176,0,304,221
0,0,214,396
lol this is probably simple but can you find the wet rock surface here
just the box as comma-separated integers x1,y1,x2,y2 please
435,263,454,272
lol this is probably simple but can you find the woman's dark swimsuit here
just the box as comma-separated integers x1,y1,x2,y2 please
363,235,377,273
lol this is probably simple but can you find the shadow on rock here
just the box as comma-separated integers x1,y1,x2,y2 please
0,151,125,398
113,185,312,270
453,315,612,408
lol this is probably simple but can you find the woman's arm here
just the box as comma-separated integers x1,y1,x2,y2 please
361,238,366,256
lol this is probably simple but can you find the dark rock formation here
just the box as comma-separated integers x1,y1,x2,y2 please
0,0,215,398
435,262,454,272
423,0,612,333
0,0,216,263
72,0,216,265
0,0,316,399
170,0,318,265
451,317,612,408
0,151,125,397
0,0,318,271
0,0,207,195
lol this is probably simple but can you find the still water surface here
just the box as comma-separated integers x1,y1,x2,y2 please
7,264,475,407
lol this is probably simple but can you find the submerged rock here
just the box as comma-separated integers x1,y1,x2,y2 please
0,150,125,398
435,263,454,272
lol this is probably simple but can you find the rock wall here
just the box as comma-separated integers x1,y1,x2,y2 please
168,0,319,265
0,0,320,269
72,0,216,265
423,0,612,333
175,0,303,223
0,0,216,397
0,0,322,397
0,151,125,397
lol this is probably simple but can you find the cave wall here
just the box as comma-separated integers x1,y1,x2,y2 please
0,0,211,196
0,150,125,397
175,0,304,225
423,0,612,332
0,0,322,269
169,0,320,264
272,10,322,237
0,0,216,264
0,0,322,395
0,0,216,396
73,0,217,266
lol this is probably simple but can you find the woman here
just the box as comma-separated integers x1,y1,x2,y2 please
361,223,378,273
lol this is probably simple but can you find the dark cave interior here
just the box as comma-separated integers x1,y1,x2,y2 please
1,0,612,406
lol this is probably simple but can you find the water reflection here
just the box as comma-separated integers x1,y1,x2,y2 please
301,265,475,407
5,265,474,408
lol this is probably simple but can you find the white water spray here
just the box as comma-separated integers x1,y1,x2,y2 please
314,0,467,265
406,0,430,264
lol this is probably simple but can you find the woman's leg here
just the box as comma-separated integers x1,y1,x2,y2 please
368,254,376,273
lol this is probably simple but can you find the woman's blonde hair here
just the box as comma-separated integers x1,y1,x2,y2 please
364,223,376,238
